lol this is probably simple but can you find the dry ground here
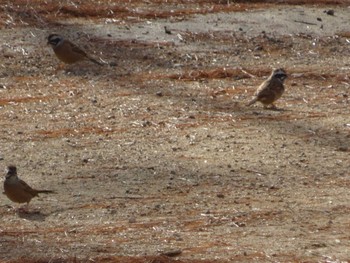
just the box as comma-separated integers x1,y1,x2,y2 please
0,1,349,262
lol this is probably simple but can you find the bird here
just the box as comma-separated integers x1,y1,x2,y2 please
3,165,54,209
47,34,103,66
246,68,287,109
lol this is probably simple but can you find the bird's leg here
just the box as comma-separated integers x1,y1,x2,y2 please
18,203,30,213
265,104,279,110
55,63,65,72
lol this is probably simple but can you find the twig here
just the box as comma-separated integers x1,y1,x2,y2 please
110,195,152,199
240,68,256,78
240,167,268,176
293,20,317,26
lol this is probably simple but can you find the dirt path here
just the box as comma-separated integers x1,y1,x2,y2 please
0,1,349,262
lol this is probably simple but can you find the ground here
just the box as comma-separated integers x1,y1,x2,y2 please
0,1,349,262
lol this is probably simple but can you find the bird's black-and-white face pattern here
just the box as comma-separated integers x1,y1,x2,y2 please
272,68,287,82
6,165,17,179
47,34,64,47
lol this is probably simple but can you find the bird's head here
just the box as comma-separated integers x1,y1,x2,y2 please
6,165,17,179
47,34,64,47
272,68,287,82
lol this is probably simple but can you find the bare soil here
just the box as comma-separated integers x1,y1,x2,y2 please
0,1,349,262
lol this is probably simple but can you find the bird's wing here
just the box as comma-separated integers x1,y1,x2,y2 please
69,42,88,57
19,179,38,196
255,80,274,98
70,42,102,65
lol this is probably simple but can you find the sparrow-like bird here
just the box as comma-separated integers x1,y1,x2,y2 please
47,34,103,66
3,165,54,207
246,68,287,109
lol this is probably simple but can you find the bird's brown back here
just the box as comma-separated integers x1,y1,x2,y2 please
255,76,285,105
53,40,88,64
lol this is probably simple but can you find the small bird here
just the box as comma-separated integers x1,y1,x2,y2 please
246,68,287,109
3,165,54,209
47,34,103,66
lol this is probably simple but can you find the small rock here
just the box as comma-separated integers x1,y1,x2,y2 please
128,216,136,223
310,242,327,248
164,26,172,35
324,9,334,16
337,146,348,152
160,249,182,257
142,120,152,127
217,193,225,198
2,48,16,58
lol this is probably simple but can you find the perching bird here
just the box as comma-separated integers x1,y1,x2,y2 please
3,165,54,209
246,68,287,109
47,34,103,66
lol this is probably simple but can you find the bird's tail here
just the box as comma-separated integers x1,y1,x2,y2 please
246,97,257,106
37,190,55,194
